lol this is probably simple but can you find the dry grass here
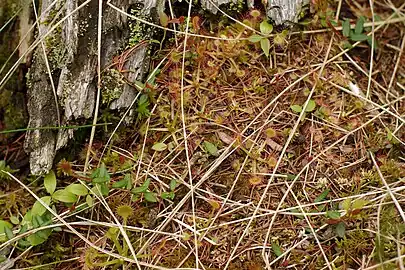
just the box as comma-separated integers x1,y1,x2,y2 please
1,0,405,269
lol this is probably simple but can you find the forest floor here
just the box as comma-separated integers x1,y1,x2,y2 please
1,0,405,269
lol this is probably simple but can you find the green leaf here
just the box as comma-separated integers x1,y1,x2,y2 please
203,141,219,156
91,163,111,183
134,80,145,90
350,33,368,41
99,183,110,196
91,183,109,197
131,179,151,194
44,170,57,195
52,190,77,203
352,199,368,210
287,174,296,180
343,41,353,49
335,222,346,237
341,198,351,211
147,69,160,85
9,216,19,225
112,178,129,189
366,36,378,50
304,99,316,112
144,192,158,203
326,211,341,219
271,242,283,257
260,20,273,35
169,179,177,191
152,142,167,152
260,38,270,57
354,16,365,34
4,226,13,240
65,184,88,196
33,215,43,228
27,229,52,246
0,220,12,242
19,224,28,235
290,104,302,113
248,34,263,43
31,196,52,216
342,19,351,37
161,192,174,200
86,195,93,207
314,189,329,203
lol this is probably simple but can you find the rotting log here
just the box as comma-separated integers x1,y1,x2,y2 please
23,0,307,175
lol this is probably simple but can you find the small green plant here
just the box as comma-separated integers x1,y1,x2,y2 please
325,198,369,238
131,178,157,202
0,160,18,180
203,141,219,156
341,16,377,48
90,163,111,197
112,174,132,190
248,20,273,57
0,169,88,248
290,99,316,121
161,179,177,200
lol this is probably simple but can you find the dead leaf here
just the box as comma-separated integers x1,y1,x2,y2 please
265,138,283,152
217,131,234,145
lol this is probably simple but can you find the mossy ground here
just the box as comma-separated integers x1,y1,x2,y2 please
1,0,405,269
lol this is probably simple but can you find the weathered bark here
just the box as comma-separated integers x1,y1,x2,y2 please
25,0,157,174
24,0,306,175
266,0,309,25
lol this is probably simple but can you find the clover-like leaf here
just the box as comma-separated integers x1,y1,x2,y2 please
326,211,341,219
354,16,365,34
272,242,283,257
350,33,368,41
260,20,273,35
91,163,111,183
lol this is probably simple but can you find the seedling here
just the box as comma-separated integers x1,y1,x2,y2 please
341,16,377,49
248,20,273,57
131,178,157,203
290,99,316,121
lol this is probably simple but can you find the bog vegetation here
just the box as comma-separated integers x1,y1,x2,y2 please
0,0,404,269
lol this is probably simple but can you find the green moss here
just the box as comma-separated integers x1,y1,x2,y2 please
44,26,66,71
335,230,372,268
41,0,64,26
128,5,155,47
100,69,125,106
375,205,405,268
